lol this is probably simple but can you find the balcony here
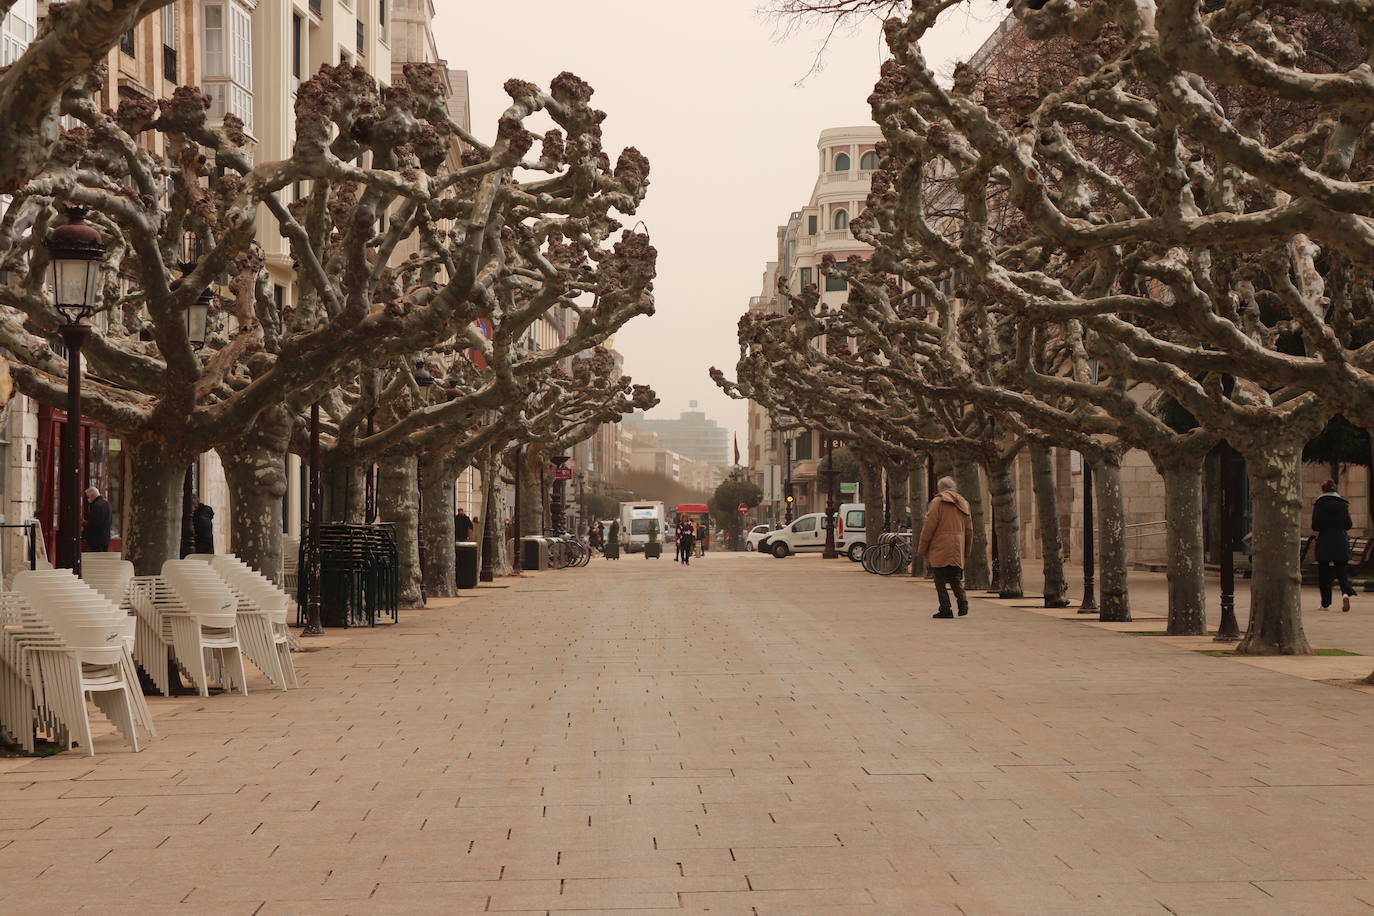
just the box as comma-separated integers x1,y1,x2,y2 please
204,78,254,134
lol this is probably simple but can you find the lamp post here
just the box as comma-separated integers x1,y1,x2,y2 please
783,429,794,524
302,402,324,635
1078,459,1098,613
512,444,523,572
821,434,840,559
172,273,213,558
1215,442,1241,641
46,208,107,575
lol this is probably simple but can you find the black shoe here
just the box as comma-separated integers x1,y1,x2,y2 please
957,608,968,617
932,611,954,619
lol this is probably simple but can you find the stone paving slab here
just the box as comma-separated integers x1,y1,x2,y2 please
2,552,1373,913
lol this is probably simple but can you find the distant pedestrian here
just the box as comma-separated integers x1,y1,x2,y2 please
454,508,474,542
589,524,603,554
692,520,705,558
676,519,694,564
918,476,973,619
82,486,112,552
1313,479,1357,612
191,494,215,554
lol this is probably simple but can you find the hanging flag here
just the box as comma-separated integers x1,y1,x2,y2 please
733,434,741,466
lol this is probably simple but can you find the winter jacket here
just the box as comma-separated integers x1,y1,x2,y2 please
83,496,112,552
1312,492,1353,563
192,504,216,555
918,490,973,569
454,512,474,541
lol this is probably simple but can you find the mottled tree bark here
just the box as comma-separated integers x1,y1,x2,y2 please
1093,455,1131,623
860,456,883,552
217,406,291,580
1030,444,1068,607
124,437,193,577
956,463,990,590
908,460,928,577
481,448,512,577
1158,457,1207,636
419,452,457,598
986,456,1024,599
378,456,424,608
518,448,543,538
1238,443,1311,655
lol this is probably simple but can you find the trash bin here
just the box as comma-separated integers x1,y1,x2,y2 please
455,541,479,589
521,536,548,571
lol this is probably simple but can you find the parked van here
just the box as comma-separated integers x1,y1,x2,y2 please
835,503,867,562
765,512,858,558
618,501,665,554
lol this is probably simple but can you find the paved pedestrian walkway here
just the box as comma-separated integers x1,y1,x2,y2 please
3,552,1374,914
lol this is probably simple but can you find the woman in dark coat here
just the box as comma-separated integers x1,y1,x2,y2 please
1312,480,1356,612
191,495,215,555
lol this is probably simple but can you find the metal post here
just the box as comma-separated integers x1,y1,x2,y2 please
1078,459,1098,613
364,410,376,522
512,445,523,572
1215,442,1241,641
784,432,794,523
551,455,570,533
479,512,496,582
58,323,90,574
822,435,839,559
180,464,195,558
302,402,324,635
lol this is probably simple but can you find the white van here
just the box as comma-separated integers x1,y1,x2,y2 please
835,503,867,562
765,512,856,558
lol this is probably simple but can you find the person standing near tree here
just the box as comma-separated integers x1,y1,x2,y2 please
1313,480,1357,612
918,476,973,619
454,508,474,542
191,494,215,555
82,486,112,553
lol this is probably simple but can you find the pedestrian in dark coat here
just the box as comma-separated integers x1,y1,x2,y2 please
191,495,215,555
1312,480,1356,612
82,486,112,552
918,476,973,618
454,508,474,542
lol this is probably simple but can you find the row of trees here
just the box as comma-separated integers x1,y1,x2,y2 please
722,0,1374,660
0,1,657,601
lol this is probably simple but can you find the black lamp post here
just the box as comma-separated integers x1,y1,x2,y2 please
172,274,213,558
302,402,324,635
1078,459,1098,614
46,208,106,575
821,434,840,559
550,455,570,533
1215,442,1241,641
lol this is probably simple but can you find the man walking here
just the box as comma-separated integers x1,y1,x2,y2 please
918,476,973,619
82,486,112,553
454,508,474,542
1313,479,1357,612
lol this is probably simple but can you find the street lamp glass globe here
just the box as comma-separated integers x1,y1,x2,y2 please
185,288,213,348
45,209,106,323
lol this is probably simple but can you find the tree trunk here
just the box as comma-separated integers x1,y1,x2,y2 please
378,455,424,608
987,457,1024,599
1094,455,1131,622
887,464,907,531
956,463,990,589
420,453,457,598
1238,442,1311,655
481,448,512,577
218,411,290,580
1158,457,1207,636
908,460,927,577
518,448,542,537
860,456,883,549
124,438,193,577
1030,444,1068,607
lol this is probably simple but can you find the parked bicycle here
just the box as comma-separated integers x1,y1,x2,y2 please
862,532,911,576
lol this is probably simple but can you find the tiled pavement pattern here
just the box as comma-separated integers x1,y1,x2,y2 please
3,553,1374,915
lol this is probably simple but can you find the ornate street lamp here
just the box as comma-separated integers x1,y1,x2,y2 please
46,208,106,574
302,402,324,636
550,455,571,534
821,433,840,559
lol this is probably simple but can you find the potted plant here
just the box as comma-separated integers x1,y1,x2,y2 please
645,520,662,559
605,520,620,560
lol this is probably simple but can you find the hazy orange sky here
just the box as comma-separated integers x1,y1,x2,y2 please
434,1,1005,450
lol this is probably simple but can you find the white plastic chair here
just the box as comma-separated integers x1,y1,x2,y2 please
186,554,297,690
158,560,248,697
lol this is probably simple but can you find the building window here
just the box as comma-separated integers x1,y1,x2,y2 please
825,272,847,292
356,17,365,55
379,0,388,43
119,28,136,57
161,5,177,82
203,2,253,130
832,208,849,231
834,152,850,171
799,267,813,289
793,433,813,461
860,151,878,170
807,214,817,236
1,0,37,66
291,13,303,81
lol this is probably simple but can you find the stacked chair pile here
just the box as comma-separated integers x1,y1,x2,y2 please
188,554,298,690
129,559,249,698
296,524,400,627
0,569,154,755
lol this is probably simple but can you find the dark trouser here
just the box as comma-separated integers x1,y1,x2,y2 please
679,539,693,564
934,565,968,613
1318,560,1356,607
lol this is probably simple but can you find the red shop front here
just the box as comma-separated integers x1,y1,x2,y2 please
35,404,125,561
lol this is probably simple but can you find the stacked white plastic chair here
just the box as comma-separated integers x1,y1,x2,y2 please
0,570,149,755
131,560,248,698
81,553,135,608
281,536,300,592
187,554,297,690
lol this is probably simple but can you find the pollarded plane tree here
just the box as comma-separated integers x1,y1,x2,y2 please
0,61,652,577
860,1,1374,653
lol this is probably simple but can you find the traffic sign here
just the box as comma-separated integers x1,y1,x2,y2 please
738,503,749,514
554,467,573,480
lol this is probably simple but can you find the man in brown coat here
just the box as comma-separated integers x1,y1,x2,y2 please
917,476,974,618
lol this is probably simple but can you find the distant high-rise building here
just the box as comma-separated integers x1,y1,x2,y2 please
627,402,730,467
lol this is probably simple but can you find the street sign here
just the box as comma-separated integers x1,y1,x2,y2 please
554,467,573,480
839,481,858,495
738,503,749,514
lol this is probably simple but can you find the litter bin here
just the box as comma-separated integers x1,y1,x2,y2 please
521,536,548,571
455,541,479,589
